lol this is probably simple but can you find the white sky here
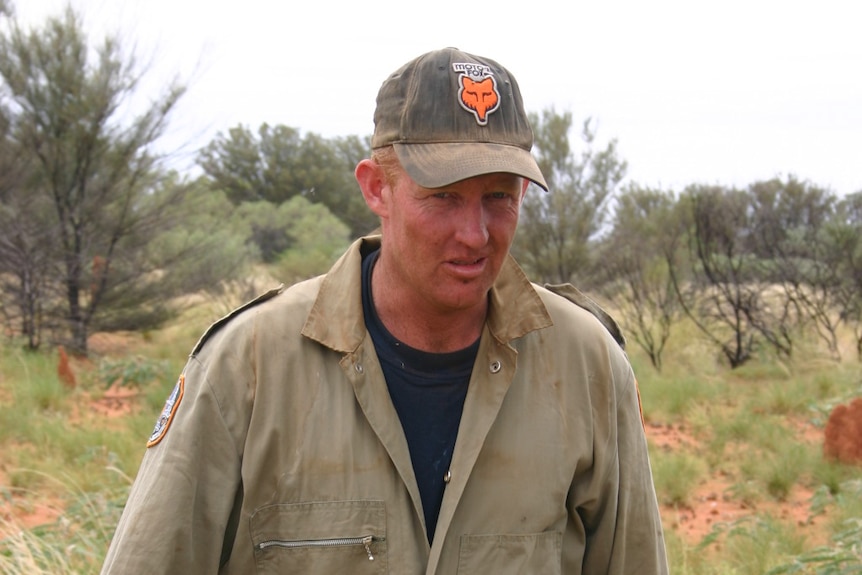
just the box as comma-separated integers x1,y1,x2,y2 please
14,0,862,196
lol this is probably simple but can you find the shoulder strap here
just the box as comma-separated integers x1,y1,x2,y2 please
191,285,285,356
543,283,625,349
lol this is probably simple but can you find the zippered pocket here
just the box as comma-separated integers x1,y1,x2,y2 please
256,534,385,561
251,500,387,573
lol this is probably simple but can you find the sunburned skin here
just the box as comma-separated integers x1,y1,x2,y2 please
357,161,527,352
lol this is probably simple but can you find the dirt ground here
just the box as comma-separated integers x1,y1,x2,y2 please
648,420,823,544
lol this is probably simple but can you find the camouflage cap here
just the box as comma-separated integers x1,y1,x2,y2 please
371,47,548,191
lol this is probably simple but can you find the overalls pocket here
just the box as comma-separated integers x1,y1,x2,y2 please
251,500,387,574
456,530,562,574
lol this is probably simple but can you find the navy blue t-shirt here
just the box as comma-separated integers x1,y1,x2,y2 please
361,249,478,542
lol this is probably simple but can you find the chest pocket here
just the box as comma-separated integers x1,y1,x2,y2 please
251,500,387,574
457,531,562,574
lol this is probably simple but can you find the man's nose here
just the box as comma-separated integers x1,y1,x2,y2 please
454,200,489,247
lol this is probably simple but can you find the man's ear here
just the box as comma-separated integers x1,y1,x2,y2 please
355,158,389,218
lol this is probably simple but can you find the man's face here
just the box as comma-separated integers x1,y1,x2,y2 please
377,168,527,315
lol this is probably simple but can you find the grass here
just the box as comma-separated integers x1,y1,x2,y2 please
0,346,153,500
1,307,861,573
632,322,862,574
0,473,127,575
717,515,809,574
650,449,708,507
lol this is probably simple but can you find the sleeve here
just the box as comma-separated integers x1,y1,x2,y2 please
577,358,669,575
99,356,244,575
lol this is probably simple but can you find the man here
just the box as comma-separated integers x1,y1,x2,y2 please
101,47,668,574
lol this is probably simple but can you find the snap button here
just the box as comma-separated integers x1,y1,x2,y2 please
354,363,364,374
443,470,452,483
489,360,502,373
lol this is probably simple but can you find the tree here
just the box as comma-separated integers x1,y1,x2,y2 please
0,195,53,349
0,6,242,354
513,109,627,285
830,191,862,359
748,177,841,359
597,185,681,371
198,124,376,238
326,133,378,237
670,185,762,368
272,195,352,285
198,123,299,205
92,177,258,333
0,76,47,348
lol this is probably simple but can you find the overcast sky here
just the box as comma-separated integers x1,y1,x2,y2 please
15,0,862,196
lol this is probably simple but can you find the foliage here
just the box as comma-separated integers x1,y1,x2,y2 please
96,355,171,389
830,191,862,359
765,518,862,574
513,109,626,285
672,184,764,367
634,177,862,369
230,194,350,275
597,184,682,370
271,196,352,284
0,6,249,355
197,123,377,238
748,178,845,360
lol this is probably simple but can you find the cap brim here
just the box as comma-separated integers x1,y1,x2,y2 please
393,142,549,191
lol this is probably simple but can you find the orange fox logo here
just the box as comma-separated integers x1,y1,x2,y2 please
459,75,500,125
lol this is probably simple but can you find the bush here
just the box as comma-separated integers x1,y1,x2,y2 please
96,355,171,389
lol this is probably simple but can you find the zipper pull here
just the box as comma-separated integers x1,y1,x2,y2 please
362,535,374,561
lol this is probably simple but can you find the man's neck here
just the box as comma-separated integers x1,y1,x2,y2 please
371,264,487,353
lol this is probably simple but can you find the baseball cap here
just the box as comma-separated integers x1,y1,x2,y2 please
371,47,548,191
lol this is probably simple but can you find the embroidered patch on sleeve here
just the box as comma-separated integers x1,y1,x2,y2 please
147,375,185,448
